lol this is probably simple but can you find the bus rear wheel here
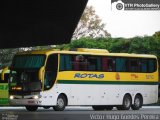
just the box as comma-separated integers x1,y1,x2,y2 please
26,106,38,111
53,95,67,111
131,95,143,110
117,94,132,110
92,106,106,111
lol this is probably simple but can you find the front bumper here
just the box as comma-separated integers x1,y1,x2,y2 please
9,98,42,106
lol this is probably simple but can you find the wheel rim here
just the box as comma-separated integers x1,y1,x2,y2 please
57,98,64,108
124,98,131,108
135,98,140,107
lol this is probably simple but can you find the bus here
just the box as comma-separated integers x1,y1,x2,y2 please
0,68,10,105
8,48,158,111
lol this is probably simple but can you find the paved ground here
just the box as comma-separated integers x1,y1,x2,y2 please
0,106,160,120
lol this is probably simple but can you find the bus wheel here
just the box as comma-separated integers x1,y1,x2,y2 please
105,106,113,110
131,95,143,110
53,95,67,111
43,106,50,109
26,106,38,111
92,106,106,111
117,94,132,110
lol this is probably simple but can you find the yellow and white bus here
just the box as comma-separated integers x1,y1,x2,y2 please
8,48,158,111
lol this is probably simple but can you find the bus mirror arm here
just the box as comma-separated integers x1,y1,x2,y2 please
39,66,45,81
1,67,9,81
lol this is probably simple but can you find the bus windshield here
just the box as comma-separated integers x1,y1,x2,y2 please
9,55,46,93
12,55,46,69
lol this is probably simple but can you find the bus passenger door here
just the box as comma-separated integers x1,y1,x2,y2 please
44,54,58,91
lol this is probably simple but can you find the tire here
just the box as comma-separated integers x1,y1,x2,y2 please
131,95,143,110
117,94,132,110
105,106,113,110
43,106,50,109
26,106,38,111
53,95,67,111
92,106,106,111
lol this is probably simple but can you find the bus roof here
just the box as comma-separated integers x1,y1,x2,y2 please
16,49,157,59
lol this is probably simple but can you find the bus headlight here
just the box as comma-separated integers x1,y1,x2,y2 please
33,95,39,99
10,95,14,99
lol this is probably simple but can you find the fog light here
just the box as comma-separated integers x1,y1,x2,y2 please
10,95,14,99
33,95,39,99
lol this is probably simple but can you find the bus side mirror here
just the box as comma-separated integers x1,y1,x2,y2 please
39,66,45,81
1,67,9,81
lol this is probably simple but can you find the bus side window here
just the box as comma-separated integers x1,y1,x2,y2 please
140,59,148,73
116,58,128,72
108,58,115,72
88,56,101,71
72,55,80,71
74,55,88,71
66,55,72,70
130,59,139,72
60,55,65,71
102,57,108,71
79,56,88,71
60,55,72,71
97,57,101,71
102,57,115,72
148,59,156,73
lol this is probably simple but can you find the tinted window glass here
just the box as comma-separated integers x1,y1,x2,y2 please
13,55,45,69
60,54,72,71
44,54,58,90
60,54,157,73
140,59,148,72
130,59,139,72
88,56,101,71
148,59,156,72
116,58,128,72
60,54,101,71
60,55,65,71
102,57,108,71
108,58,115,72
46,55,58,71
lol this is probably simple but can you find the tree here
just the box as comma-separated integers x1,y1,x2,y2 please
57,37,110,50
108,38,130,53
72,6,111,39
0,48,30,69
0,49,18,68
153,31,160,40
